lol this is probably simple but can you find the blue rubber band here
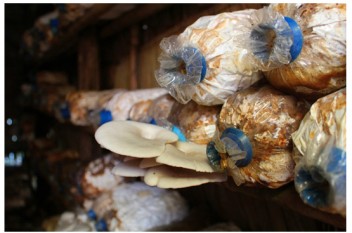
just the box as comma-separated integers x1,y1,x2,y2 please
172,125,187,142
99,110,113,125
221,128,253,167
284,17,303,61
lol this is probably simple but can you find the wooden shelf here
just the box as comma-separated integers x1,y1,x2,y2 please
33,4,116,65
221,180,346,229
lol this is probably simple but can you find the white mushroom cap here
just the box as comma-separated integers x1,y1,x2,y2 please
112,159,146,177
95,120,178,158
143,165,227,189
139,158,161,169
156,142,216,173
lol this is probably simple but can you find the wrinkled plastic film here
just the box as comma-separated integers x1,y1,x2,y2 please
156,10,263,106
167,101,221,144
236,6,294,70
264,3,346,99
292,88,346,216
208,85,309,188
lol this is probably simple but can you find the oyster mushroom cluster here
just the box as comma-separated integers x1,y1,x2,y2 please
95,120,227,189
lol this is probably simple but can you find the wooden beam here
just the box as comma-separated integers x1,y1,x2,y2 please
35,4,115,65
100,4,170,39
129,26,139,90
78,30,100,90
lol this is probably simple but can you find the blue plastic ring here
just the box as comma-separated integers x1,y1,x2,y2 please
87,209,97,220
172,125,187,142
95,219,108,231
174,47,207,82
99,110,113,126
60,105,70,120
295,147,346,208
220,128,253,167
284,17,303,61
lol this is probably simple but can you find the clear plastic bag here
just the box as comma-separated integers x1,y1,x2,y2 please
103,88,168,122
88,182,188,231
206,85,309,188
245,4,346,99
292,88,346,216
80,154,125,199
66,89,124,126
155,10,263,106
168,101,221,145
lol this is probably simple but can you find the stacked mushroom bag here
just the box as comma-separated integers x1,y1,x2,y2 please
66,89,126,126
95,120,227,189
155,9,264,106
167,101,221,144
206,85,309,188
80,154,125,200
86,182,189,231
96,88,168,125
292,88,346,216
54,209,96,231
241,3,346,99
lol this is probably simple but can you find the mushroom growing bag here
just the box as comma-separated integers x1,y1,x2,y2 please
206,85,309,188
292,88,346,216
155,9,263,106
167,101,221,145
66,89,125,126
242,3,346,99
87,182,188,231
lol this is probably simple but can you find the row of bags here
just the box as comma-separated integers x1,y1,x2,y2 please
93,85,346,217
24,69,346,217
53,154,190,231
22,4,93,56
150,2,346,216
155,3,346,106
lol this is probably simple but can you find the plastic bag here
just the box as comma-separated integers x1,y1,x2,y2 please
206,85,309,188
167,101,221,145
128,99,154,122
242,4,346,99
80,154,125,199
87,182,188,231
66,89,124,126
292,88,346,216
129,94,177,123
155,9,263,106
101,88,168,123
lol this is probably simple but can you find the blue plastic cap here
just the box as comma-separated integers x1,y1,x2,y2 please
87,209,97,220
220,128,253,167
172,125,187,142
95,219,108,231
99,110,113,125
284,17,303,61
60,105,70,120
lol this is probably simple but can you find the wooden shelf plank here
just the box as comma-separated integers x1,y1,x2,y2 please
100,4,170,38
221,180,346,229
34,4,116,65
